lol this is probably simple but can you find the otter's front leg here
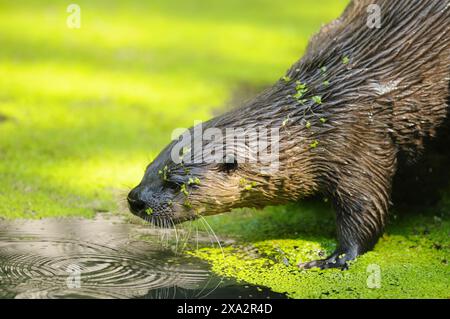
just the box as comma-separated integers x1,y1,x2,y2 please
299,139,397,270
298,195,388,270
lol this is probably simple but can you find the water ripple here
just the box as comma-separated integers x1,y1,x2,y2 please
0,215,220,299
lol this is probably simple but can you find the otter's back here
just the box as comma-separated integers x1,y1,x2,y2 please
303,0,450,156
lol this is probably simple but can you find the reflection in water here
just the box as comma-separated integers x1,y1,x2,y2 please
0,215,224,299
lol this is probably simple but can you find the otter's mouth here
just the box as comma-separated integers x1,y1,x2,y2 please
127,194,197,227
132,209,197,227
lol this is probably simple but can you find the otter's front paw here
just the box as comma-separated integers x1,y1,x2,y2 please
298,250,357,270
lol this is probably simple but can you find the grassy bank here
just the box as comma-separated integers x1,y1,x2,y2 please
190,201,450,298
0,0,345,218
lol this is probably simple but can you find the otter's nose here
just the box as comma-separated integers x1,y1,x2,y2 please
127,187,146,213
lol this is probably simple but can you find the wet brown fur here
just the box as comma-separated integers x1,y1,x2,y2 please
129,0,450,269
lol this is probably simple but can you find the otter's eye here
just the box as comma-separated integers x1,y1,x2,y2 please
165,180,180,191
222,154,238,173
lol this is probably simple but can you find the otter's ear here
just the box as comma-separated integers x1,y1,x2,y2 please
220,154,238,174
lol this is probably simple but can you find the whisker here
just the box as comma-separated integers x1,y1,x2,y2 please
188,220,194,249
170,216,180,254
196,216,225,299
200,216,225,257
159,218,164,245
180,220,193,253
196,222,199,251
199,218,217,252
162,219,168,248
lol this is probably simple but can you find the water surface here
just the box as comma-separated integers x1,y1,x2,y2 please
0,215,285,299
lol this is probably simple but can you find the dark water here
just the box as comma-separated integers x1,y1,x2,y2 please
0,215,285,299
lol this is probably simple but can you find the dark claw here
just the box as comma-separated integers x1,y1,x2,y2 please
298,249,358,270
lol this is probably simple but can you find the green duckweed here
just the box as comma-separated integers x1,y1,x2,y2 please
312,96,322,104
310,140,319,148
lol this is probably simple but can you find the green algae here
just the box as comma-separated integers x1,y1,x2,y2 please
310,140,320,148
293,81,309,102
188,177,201,186
239,178,258,191
311,96,322,105
0,0,349,220
342,56,350,65
190,202,450,299
180,184,189,196
158,165,170,182
282,116,290,127
183,199,192,209
2,0,448,300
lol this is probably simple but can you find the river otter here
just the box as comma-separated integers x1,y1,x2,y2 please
128,0,450,269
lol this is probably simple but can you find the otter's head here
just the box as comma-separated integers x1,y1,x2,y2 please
128,116,321,226
127,122,285,225
128,79,327,225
